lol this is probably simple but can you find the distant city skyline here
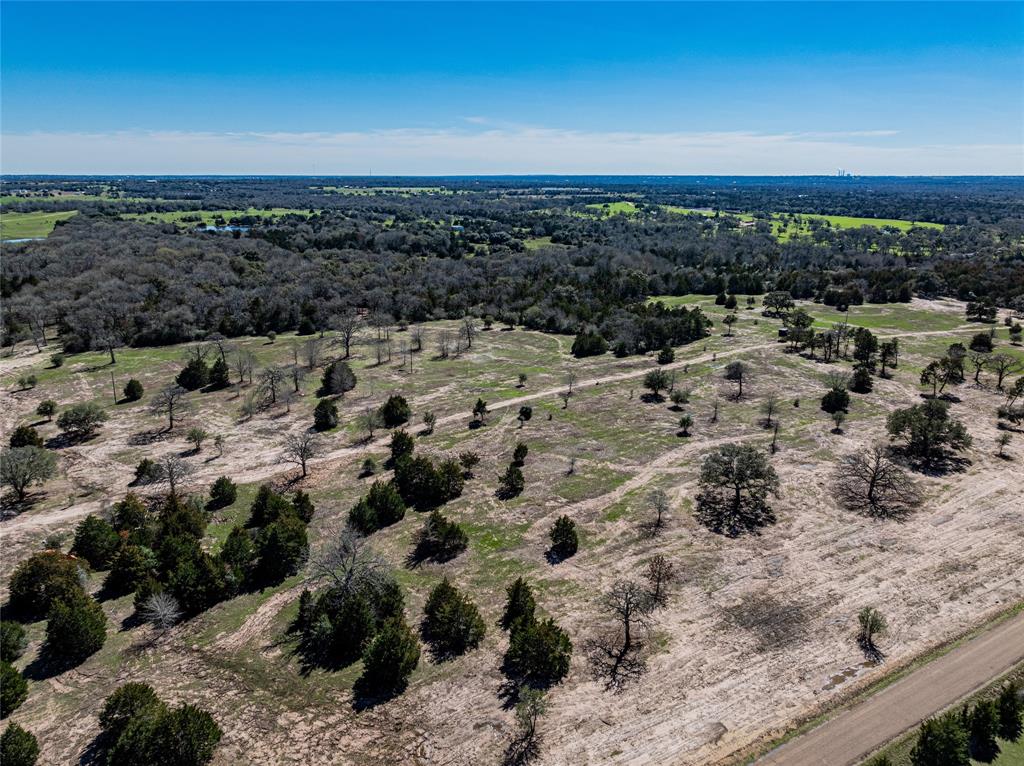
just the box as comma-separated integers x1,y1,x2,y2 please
2,1,1021,174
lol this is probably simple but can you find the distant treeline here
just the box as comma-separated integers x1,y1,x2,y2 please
2,177,1023,354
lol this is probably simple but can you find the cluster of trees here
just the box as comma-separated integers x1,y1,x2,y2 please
98,682,221,765
294,530,419,693
904,682,1021,766
6,550,106,672
500,578,573,688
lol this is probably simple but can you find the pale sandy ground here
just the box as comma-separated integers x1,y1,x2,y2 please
1,301,1022,765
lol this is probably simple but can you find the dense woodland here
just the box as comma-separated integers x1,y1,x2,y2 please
3,176,1023,357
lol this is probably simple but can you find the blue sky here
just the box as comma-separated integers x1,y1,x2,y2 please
2,1,1022,174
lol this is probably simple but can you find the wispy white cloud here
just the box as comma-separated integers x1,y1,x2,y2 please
2,126,1020,175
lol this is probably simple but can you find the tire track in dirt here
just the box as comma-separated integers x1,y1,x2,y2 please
215,585,305,652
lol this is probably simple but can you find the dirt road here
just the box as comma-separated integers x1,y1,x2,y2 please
756,610,1024,766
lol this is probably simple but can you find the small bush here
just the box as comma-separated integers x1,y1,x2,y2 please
133,458,163,485
390,430,414,463
99,682,164,741
571,331,608,358
821,388,850,414
0,662,28,718
360,617,420,693
422,579,486,657
548,515,578,559
349,480,406,533
123,378,144,402
56,403,108,439
313,399,338,431
512,443,529,466
207,476,237,510
414,510,468,562
175,358,210,391
379,395,411,427
9,426,43,449
8,551,86,619
498,464,525,498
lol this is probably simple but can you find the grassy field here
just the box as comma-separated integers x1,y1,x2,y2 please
662,206,943,240
0,210,79,240
313,185,452,196
121,208,313,226
523,235,567,251
584,200,640,216
646,294,972,334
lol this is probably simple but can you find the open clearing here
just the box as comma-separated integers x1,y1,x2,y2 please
2,298,1022,765
120,208,314,226
0,210,79,240
662,206,944,239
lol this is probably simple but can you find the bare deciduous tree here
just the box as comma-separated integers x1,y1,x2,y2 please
460,316,478,349
357,407,384,441
282,432,321,478
646,489,670,534
587,580,653,691
437,329,453,359
332,311,360,358
156,454,194,497
503,687,547,766
566,371,578,396
409,324,424,353
149,385,191,430
232,349,256,386
644,555,675,608
833,445,922,519
308,527,388,595
141,592,182,631
761,391,779,428
257,366,287,404
302,337,326,369
857,606,887,662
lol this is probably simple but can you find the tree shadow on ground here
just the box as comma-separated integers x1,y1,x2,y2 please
351,676,406,712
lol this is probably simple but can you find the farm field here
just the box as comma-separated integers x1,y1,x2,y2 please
0,210,79,240
2,298,1022,765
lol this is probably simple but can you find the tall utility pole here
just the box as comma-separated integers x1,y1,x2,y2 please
111,371,118,403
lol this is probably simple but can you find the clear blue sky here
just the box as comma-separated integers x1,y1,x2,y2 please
2,1,1022,174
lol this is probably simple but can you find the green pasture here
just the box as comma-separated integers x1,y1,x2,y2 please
584,200,640,217
121,208,313,226
0,210,79,240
